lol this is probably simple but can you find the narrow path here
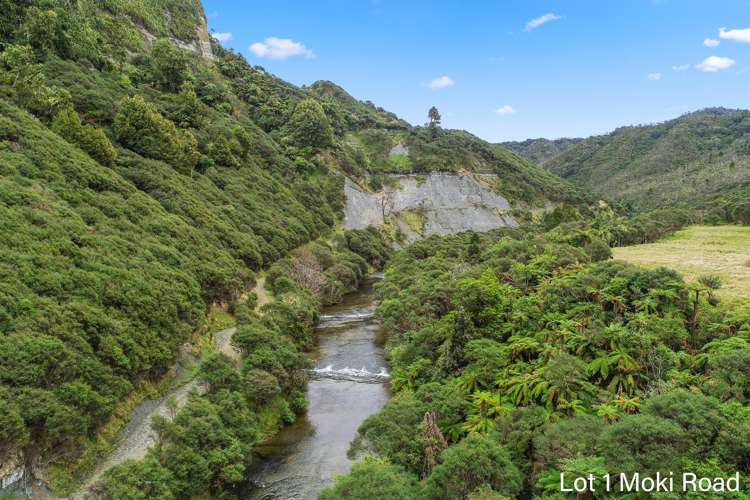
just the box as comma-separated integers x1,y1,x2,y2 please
74,276,273,497
73,326,238,498
252,274,270,308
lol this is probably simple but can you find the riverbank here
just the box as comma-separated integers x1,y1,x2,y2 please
246,275,390,499
63,232,391,499
73,275,276,496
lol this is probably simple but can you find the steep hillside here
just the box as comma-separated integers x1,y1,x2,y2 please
543,108,750,210
501,137,582,164
0,0,581,493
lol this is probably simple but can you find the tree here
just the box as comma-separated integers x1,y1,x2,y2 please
0,395,29,449
171,81,204,128
0,44,71,118
0,44,41,90
208,135,239,167
114,95,198,174
598,414,688,475
462,391,505,436
428,106,441,137
421,411,448,477
286,98,334,150
199,353,240,392
97,456,177,500
687,274,722,333
289,248,327,295
533,415,602,470
428,106,441,127
19,7,61,56
151,39,191,92
243,369,281,406
318,457,420,500
52,107,117,165
424,434,523,499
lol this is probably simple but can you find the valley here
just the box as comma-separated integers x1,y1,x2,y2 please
0,1,749,499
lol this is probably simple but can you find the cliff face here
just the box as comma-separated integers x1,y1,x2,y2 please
344,174,518,241
135,4,213,59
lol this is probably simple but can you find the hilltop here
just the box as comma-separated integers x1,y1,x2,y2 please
501,137,582,164
539,108,750,211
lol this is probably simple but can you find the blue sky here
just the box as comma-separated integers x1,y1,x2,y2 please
203,0,750,142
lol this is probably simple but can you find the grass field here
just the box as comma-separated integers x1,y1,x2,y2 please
613,225,750,305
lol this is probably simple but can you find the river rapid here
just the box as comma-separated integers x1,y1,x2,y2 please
246,276,390,499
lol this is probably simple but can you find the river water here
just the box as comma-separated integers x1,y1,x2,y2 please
246,276,390,499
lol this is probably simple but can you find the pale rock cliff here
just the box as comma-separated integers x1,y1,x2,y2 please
344,173,517,241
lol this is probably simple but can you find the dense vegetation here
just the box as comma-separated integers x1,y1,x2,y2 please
0,0,580,491
320,227,750,498
501,137,582,165
541,108,750,212
93,230,390,498
4,0,748,498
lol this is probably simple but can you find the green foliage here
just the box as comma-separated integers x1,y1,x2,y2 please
114,95,198,173
94,456,176,500
6,3,731,497
336,224,750,496
543,108,750,211
285,98,334,151
150,39,191,92
428,106,441,128
318,457,421,500
502,137,583,164
51,107,116,165
424,434,522,499
0,44,71,119
266,231,388,305
169,81,204,128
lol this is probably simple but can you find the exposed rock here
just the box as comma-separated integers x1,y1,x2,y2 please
389,142,409,156
172,11,213,59
344,173,517,240
0,449,24,492
136,10,213,59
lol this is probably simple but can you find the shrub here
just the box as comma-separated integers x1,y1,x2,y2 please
51,107,117,165
425,434,523,499
243,369,281,406
318,457,421,500
150,39,190,92
114,95,197,173
285,98,334,150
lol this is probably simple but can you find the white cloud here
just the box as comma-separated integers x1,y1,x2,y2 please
427,76,454,90
524,13,561,32
647,72,662,80
704,37,720,47
249,37,314,60
695,56,735,72
672,64,690,71
495,105,516,115
719,27,750,43
213,32,232,42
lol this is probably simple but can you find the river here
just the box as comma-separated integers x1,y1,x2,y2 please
246,276,390,499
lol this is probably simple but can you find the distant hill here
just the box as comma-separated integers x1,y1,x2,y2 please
541,108,750,210
501,137,582,164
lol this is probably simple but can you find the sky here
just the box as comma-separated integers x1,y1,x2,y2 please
202,0,750,142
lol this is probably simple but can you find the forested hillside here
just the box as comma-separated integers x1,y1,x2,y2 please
321,226,750,498
0,0,582,493
501,137,582,165
541,108,750,212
